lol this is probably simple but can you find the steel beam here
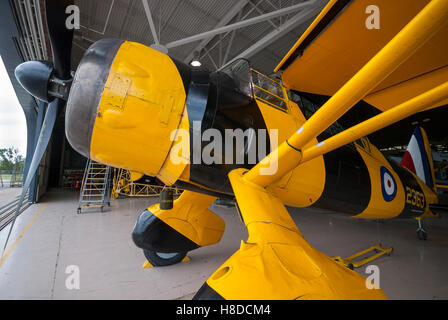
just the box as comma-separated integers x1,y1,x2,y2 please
249,0,279,30
167,0,317,49
221,6,321,69
183,0,250,63
142,0,160,45
222,27,238,66
15,0,37,60
80,0,115,35
33,0,48,59
190,1,268,65
23,0,42,60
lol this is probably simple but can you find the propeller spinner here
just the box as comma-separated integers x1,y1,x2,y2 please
15,60,72,102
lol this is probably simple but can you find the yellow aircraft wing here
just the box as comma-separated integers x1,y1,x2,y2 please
275,0,448,111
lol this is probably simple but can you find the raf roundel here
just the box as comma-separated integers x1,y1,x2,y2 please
380,166,397,202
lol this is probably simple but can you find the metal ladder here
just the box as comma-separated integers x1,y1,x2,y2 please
77,159,112,214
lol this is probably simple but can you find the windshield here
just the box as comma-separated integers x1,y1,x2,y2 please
219,59,253,99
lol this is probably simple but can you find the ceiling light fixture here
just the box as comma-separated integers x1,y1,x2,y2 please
190,51,202,67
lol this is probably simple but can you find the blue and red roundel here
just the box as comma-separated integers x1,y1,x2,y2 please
380,166,397,202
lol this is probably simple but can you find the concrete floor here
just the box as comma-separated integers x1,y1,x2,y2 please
0,189,447,299
0,187,20,206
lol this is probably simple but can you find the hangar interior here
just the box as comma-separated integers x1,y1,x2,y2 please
0,0,448,300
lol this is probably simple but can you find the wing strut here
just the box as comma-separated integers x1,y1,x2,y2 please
301,81,448,163
244,0,448,187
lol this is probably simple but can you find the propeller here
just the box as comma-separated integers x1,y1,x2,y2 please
1,0,74,257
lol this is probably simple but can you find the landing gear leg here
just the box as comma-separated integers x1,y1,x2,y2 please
416,219,428,240
194,169,387,300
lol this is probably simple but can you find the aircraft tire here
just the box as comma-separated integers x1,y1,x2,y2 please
143,249,187,266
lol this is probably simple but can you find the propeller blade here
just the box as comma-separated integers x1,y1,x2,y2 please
45,0,75,79
1,98,63,257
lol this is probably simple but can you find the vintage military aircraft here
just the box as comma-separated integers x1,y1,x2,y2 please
5,0,448,299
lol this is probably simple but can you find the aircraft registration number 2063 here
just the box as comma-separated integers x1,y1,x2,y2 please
405,186,425,209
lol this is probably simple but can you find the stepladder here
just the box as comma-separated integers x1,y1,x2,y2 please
77,159,112,213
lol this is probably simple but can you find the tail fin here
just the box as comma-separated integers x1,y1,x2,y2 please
401,127,436,192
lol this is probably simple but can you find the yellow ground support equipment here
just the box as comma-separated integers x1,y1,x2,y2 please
332,244,393,270
111,168,182,199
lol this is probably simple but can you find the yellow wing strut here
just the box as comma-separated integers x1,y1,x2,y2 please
245,0,448,187
301,81,448,163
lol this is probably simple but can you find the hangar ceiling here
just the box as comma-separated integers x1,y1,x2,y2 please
71,0,328,74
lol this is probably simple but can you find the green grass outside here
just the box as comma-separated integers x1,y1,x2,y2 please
0,174,23,181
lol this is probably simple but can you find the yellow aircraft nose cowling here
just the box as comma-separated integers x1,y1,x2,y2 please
66,39,187,176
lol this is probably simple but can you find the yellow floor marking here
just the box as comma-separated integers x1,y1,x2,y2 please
0,203,48,267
